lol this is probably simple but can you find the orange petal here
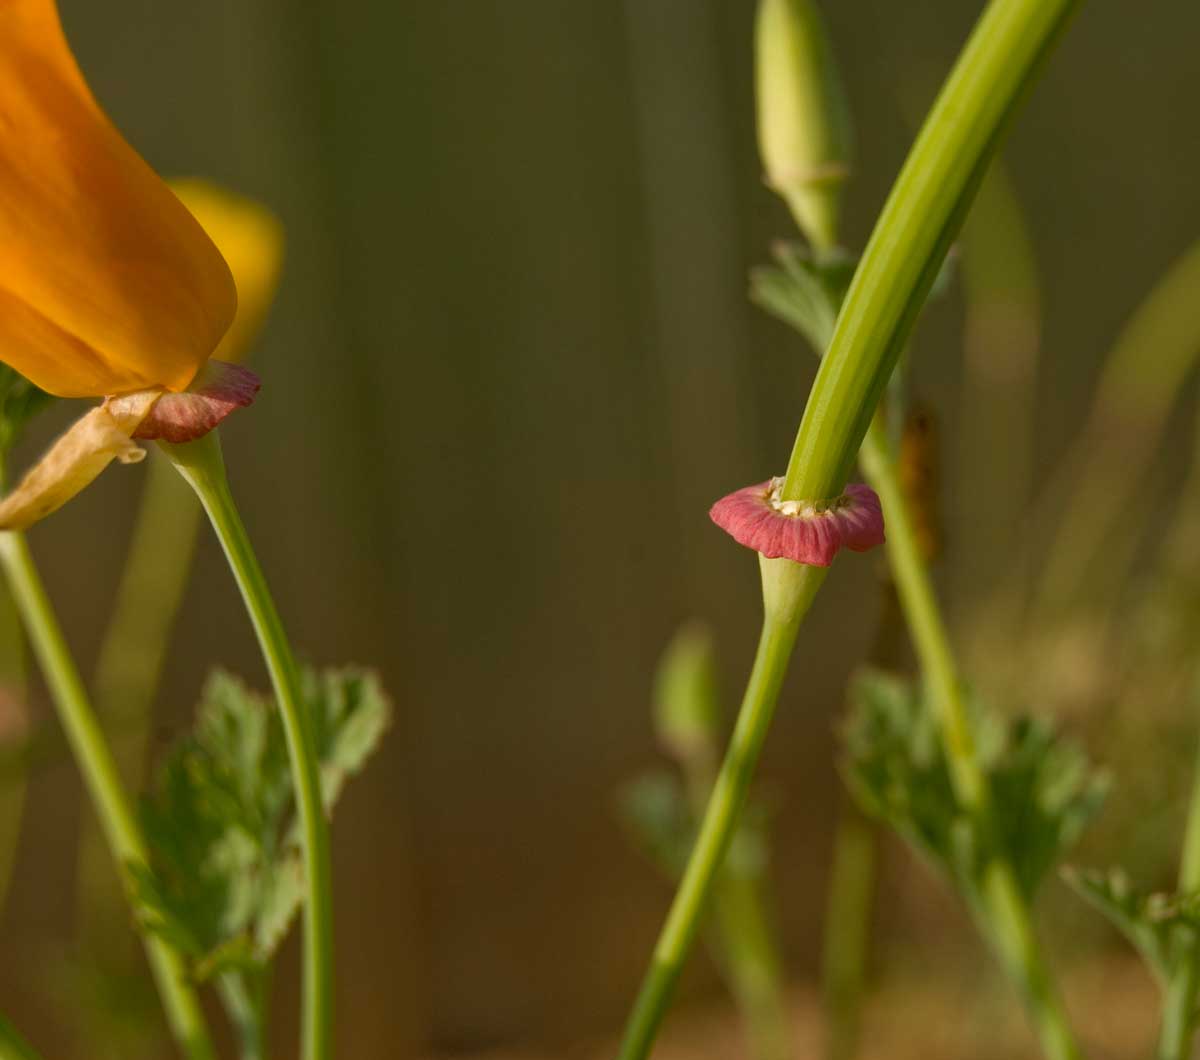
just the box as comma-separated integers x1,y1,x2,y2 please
169,180,284,365
0,390,160,530
0,1,236,398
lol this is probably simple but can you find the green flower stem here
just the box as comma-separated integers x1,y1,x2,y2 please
617,560,826,1060
79,453,203,950
0,572,27,917
0,1013,43,1060
161,432,333,1060
710,866,790,1060
1031,237,1200,625
0,531,214,1060
217,972,269,1060
820,802,874,1060
1155,714,1200,1060
859,418,1080,1060
781,0,1080,504
677,741,789,1060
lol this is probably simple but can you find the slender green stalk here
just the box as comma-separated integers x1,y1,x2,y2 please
782,0,1079,504
0,573,27,917
218,972,269,1060
618,561,825,1060
955,163,1041,638
161,432,333,1060
710,866,791,1060
0,1014,42,1060
859,419,1080,1060
0,532,214,1060
78,453,203,951
820,803,874,1060
1155,712,1200,1060
1031,237,1200,625
675,730,790,1060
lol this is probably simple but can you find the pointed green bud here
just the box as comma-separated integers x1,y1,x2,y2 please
755,0,853,251
652,622,721,762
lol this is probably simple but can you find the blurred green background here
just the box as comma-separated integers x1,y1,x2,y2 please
3,1,1200,1056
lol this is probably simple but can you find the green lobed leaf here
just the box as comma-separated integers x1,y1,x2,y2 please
133,666,392,981
751,241,958,360
842,667,1106,904
617,772,694,878
1062,866,1200,986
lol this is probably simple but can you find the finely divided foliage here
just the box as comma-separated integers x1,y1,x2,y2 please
131,668,391,980
843,669,1108,905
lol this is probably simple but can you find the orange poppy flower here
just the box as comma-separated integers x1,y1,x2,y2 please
0,0,236,399
0,2,269,530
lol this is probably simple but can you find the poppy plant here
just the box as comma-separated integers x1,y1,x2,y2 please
0,0,257,529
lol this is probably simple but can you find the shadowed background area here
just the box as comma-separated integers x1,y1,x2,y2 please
2,1,1200,1057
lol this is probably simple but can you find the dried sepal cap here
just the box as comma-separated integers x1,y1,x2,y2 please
709,477,884,567
0,361,259,530
133,361,260,444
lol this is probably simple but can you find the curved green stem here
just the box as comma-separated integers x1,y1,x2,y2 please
820,803,874,1060
161,432,333,1060
676,728,790,1060
781,0,1079,503
618,561,825,1060
79,453,203,951
859,420,1080,1060
218,971,269,1060
0,532,214,1060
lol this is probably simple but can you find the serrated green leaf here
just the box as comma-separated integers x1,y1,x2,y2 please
750,240,955,365
306,668,391,810
750,242,851,355
1062,866,1200,986
133,665,392,989
842,667,1105,904
617,772,693,877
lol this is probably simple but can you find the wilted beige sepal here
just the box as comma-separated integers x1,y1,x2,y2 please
0,389,161,530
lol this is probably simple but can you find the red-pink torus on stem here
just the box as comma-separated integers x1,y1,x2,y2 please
709,477,884,567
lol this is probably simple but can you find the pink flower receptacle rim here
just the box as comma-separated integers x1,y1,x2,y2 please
709,477,885,567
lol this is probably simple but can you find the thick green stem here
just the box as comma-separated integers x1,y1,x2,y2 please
161,432,333,1060
859,420,1079,1060
79,453,203,951
0,532,214,1060
617,561,825,1060
781,0,1079,503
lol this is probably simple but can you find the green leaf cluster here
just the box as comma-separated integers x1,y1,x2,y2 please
618,773,771,885
1062,866,1200,987
751,240,957,360
131,667,391,981
843,668,1107,905
750,242,855,354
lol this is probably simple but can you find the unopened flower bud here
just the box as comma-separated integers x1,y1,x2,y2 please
653,623,721,762
756,0,853,251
